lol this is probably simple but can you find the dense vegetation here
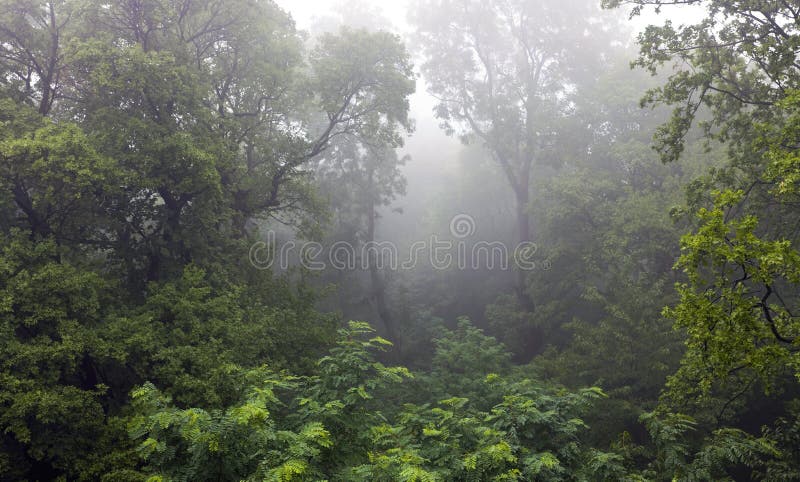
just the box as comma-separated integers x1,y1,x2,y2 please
1,0,799,480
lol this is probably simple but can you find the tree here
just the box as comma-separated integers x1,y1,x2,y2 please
0,234,122,480
316,138,409,349
527,54,692,388
410,0,620,307
602,0,800,474
604,0,800,166
0,0,78,115
0,1,415,478
0,0,415,283
603,0,800,407
306,11,415,350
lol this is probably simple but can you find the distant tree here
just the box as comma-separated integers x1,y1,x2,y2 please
300,9,416,348
410,0,621,307
316,137,409,348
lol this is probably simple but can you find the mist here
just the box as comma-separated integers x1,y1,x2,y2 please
2,0,798,479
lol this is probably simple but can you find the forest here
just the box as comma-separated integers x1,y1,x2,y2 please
1,0,799,480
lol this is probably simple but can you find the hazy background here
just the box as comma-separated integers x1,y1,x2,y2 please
275,0,703,219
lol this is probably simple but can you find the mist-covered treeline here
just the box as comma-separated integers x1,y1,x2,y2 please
1,0,799,480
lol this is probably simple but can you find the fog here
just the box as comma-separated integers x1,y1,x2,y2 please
4,0,797,478
271,0,703,342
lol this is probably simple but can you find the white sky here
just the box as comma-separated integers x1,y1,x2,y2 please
275,0,704,35
276,0,410,32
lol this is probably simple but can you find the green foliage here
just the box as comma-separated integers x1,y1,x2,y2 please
0,235,336,479
129,321,411,481
653,91,800,429
664,189,800,407
0,98,116,241
0,232,135,480
341,321,630,481
130,321,633,481
108,265,332,409
762,90,800,199
639,411,780,481
129,372,332,482
600,0,800,477
429,317,511,393
310,28,415,148
7,0,800,479
759,402,800,480
0,1,413,477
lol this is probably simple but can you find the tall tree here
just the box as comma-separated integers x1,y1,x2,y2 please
411,0,619,307
0,1,416,478
0,0,76,115
602,0,800,476
316,137,409,348
604,0,800,408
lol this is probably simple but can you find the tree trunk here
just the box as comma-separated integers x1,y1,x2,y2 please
514,184,535,312
366,197,400,353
